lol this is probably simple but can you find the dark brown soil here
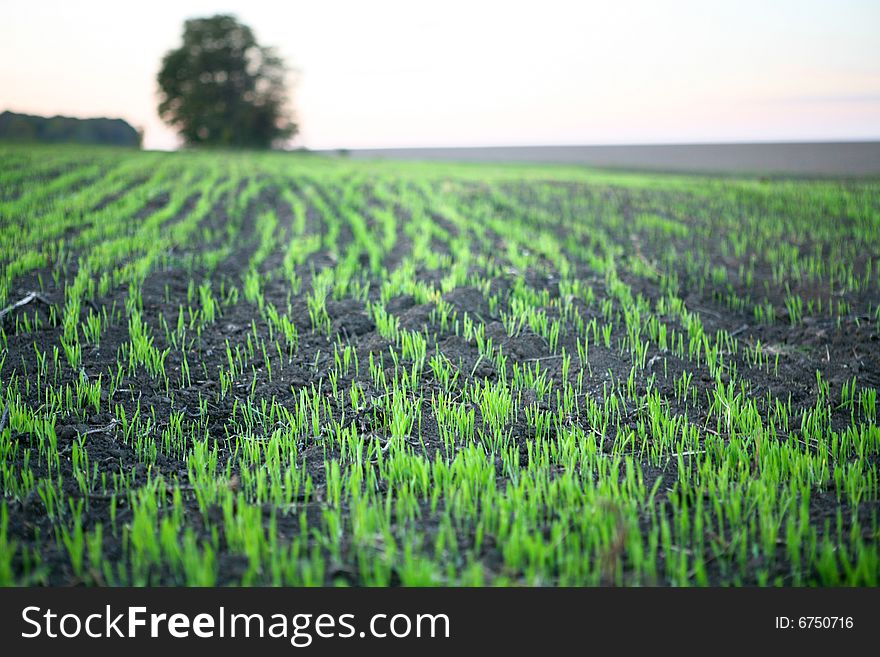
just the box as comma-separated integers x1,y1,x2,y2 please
1,174,878,586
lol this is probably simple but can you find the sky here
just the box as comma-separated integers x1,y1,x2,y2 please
1,0,878,150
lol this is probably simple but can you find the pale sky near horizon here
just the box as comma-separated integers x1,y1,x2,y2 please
1,0,878,150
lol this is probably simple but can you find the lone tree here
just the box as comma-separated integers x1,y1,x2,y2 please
157,14,296,148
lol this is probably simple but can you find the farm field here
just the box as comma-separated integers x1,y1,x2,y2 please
0,144,878,586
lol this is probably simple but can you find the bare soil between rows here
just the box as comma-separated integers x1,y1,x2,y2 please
3,179,878,585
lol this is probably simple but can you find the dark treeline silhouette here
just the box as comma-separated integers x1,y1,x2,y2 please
0,111,141,147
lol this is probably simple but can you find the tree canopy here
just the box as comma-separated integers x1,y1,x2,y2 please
157,14,296,149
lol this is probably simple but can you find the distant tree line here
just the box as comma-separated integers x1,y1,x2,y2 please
0,111,142,147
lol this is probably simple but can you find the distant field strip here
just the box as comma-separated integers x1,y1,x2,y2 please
0,145,878,586
345,142,880,176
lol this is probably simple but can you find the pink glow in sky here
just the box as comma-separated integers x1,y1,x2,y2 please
1,0,879,150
